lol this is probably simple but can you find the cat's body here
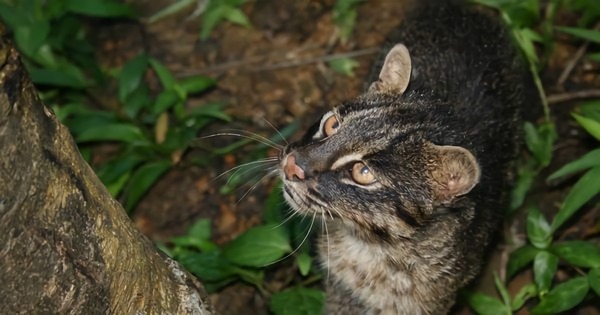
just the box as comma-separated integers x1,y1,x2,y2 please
280,1,531,314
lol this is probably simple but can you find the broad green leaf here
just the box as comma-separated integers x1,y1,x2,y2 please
105,172,130,197
573,113,600,141
589,268,600,296
97,155,143,186
552,241,600,268
556,26,600,44
328,57,359,77
187,219,212,242
149,58,177,89
222,225,291,267
297,251,312,277
118,54,148,102
76,123,148,143
533,251,558,293
186,103,231,122
201,5,227,40
14,21,49,58
507,244,539,278
511,283,537,311
526,207,552,249
223,7,251,27
0,3,29,30
171,219,216,252
466,291,510,315
179,76,216,94
153,90,180,115
125,160,172,211
523,121,556,167
551,166,600,231
176,250,238,283
263,181,286,224
29,68,88,88
65,0,134,17
270,287,325,315
547,148,600,181
531,277,589,314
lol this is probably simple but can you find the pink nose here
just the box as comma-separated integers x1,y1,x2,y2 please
284,155,305,180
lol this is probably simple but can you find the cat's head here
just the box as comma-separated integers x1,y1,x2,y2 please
280,45,480,240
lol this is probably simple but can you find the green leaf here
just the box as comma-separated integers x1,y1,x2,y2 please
0,3,29,30
65,0,134,17
573,113,600,141
589,268,600,296
523,121,556,167
552,241,600,268
28,68,88,89
547,148,600,181
187,218,212,242
493,272,511,307
328,57,359,77
222,225,291,267
511,283,537,311
118,54,149,102
179,76,216,94
176,250,238,283
149,58,177,89
14,21,50,57
270,287,325,315
556,26,600,44
97,155,143,186
297,251,312,277
466,291,510,315
125,160,172,211
186,103,231,122
532,277,589,314
507,244,539,278
153,90,180,115
551,166,600,232
509,160,537,211
533,251,558,293
527,207,552,249
105,172,130,197
223,7,251,27
76,123,148,143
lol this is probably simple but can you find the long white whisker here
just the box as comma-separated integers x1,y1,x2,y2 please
212,157,278,183
198,131,283,151
262,117,289,146
260,214,316,267
236,169,278,204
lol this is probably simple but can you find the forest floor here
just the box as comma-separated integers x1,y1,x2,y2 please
91,0,599,314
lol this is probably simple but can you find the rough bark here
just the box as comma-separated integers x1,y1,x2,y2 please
0,22,214,315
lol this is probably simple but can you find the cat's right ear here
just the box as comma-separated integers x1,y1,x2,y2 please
426,144,481,203
368,44,412,94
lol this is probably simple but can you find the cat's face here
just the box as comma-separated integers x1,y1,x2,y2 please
279,45,481,241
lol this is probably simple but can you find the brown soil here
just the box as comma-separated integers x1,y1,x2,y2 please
91,0,600,314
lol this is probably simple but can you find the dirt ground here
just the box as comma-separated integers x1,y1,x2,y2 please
91,0,599,314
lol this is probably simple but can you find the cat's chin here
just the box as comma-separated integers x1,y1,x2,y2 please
282,181,329,218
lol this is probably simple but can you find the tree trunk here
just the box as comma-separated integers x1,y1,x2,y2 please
0,22,213,315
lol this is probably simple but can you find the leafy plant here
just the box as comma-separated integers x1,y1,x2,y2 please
332,0,365,42
166,186,324,313
147,0,250,40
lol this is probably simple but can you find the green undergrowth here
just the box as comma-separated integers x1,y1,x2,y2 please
6,0,600,314
466,0,600,314
0,0,230,212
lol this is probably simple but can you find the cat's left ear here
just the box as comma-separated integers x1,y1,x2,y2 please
368,44,412,94
426,143,480,202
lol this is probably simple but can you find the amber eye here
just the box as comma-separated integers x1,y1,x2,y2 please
323,115,340,137
351,162,376,185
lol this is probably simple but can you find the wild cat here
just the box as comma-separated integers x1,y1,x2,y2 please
276,1,530,314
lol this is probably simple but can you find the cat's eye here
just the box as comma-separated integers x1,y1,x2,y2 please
323,115,340,137
351,162,376,185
